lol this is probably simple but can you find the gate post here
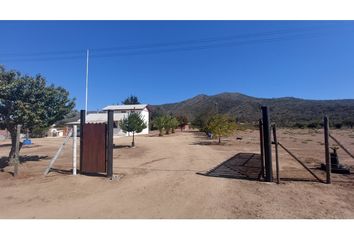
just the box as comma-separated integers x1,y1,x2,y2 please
80,110,85,174
261,106,273,182
324,116,331,184
259,119,265,179
13,124,22,177
272,124,280,184
107,110,114,178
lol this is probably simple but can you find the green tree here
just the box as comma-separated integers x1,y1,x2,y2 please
153,116,166,136
177,115,189,131
119,112,147,147
164,116,172,134
122,95,140,105
169,117,179,133
343,120,354,129
0,66,75,161
192,112,212,133
191,115,205,131
207,114,237,144
55,110,80,127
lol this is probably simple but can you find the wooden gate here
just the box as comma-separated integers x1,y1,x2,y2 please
81,123,107,173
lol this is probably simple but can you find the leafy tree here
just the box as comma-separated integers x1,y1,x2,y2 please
55,110,80,127
153,116,166,136
119,112,147,147
164,116,172,134
30,126,49,138
177,115,188,131
0,66,75,161
192,112,212,133
343,120,354,129
122,95,140,105
191,115,205,131
169,117,179,133
292,122,305,129
207,114,237,144
307,122,320,129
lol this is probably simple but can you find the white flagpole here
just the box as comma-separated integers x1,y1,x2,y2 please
72,125,77,175
85,49,89,121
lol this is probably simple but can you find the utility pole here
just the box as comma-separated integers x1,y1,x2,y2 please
85,49,89,122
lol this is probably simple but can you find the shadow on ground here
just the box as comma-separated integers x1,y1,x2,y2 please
0,143,12,148
0,155,48,169
190,131,235,145
190,140,232,146
197,152,262,181
113,144,132,149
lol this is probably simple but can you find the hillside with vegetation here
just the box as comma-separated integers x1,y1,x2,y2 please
150,92,354,128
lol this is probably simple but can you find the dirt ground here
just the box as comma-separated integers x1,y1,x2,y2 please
0,128,354,219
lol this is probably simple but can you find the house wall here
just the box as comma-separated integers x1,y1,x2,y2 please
114,108,149,137
138,108,149,135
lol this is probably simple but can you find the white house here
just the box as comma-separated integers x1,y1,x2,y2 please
103,104,150,136
66,104,150,137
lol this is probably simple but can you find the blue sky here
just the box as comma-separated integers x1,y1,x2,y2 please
0,21,354,111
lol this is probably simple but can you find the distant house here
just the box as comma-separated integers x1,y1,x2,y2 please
0,129,10,141
48,127,64,137
67,104,150,137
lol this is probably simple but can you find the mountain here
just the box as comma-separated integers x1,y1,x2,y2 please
150,92,354,127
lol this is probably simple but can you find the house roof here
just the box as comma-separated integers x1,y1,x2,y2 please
102,104,148,111
66,112,134,125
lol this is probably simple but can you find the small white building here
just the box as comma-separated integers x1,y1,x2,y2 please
67,104,150,137
103,104,150,136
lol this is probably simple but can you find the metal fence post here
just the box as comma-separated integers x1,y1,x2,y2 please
324,116,331,184
272,124,280,184
80,110,85,174
107,110,114,178
261,106,273,182
259,119,265,179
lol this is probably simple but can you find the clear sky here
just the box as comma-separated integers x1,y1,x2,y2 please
0,21,354,111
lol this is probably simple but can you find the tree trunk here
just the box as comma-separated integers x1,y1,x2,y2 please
8,126,23,163
9,131,17,160
218,136,221,144
132,132,135,147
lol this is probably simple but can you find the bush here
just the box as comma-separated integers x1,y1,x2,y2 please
293,123,305,129
30,127,48,138
307,122,320,129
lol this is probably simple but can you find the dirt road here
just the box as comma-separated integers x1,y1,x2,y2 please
1,129,354,218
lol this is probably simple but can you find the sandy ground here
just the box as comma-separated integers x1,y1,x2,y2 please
0,128,354,219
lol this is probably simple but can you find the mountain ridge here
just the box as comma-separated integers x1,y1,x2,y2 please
150,92,354,127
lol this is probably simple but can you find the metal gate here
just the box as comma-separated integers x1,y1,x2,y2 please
81,123,107,173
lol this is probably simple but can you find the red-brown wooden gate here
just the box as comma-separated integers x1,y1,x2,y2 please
81,123,107,173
